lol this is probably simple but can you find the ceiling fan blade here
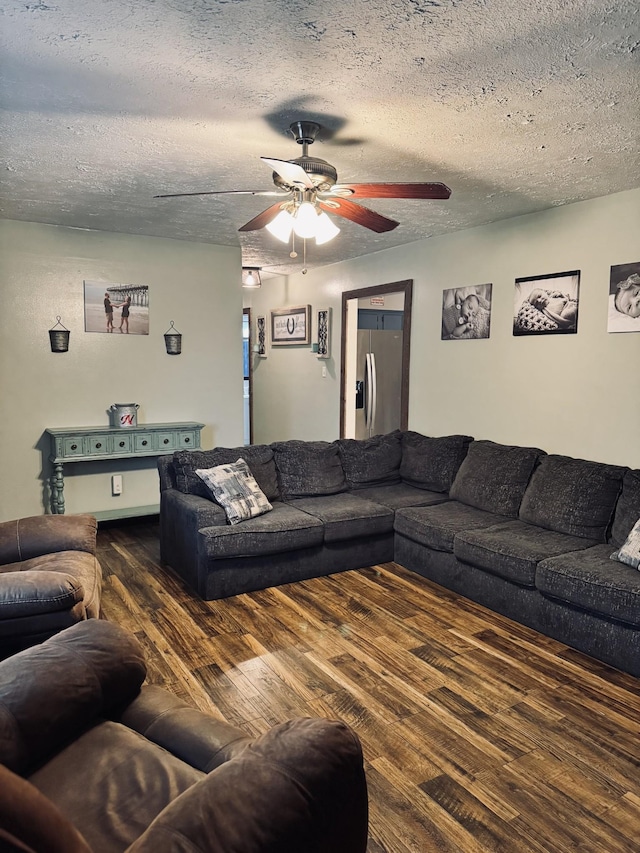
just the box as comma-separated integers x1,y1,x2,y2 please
154,189,287,199
261,157,315,190
318,199,399,233
238,202,286,232
330,182,451,200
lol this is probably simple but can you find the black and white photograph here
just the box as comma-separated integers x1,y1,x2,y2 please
513,270,580,336
608,261,640,334
84,280,149,335
441,284,492,340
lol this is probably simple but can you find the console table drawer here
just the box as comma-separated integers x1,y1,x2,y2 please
63,438,85,457
134,433,154,452
157,432,177,450
177,430,197,448
88,436,110,455
113,434,133,453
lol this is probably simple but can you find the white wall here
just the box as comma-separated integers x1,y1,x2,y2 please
245,189,640,468
0,221,244,521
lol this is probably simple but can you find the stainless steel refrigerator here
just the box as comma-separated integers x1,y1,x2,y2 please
355,325,403,438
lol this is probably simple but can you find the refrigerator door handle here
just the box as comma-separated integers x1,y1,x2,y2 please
364,353,372,430
370,351,378,435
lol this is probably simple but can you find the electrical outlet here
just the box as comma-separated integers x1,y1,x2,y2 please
322,365,327,378
111,475,123,496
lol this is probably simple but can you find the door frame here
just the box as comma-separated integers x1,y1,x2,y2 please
243,307,253,445
339,279,413,438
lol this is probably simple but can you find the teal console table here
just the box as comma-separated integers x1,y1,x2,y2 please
45,421,204,520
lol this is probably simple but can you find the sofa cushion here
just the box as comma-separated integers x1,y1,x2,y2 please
356,483,450,510
519,455,626,541
453,520,595,588
336,432,402,490
0,764,91,853
449,440,543,517
400,432,473,492
196,459,273,525
30,721,204,852
610,468,640,547
271,441,347,500
199,503,324,559
536,544,640,627
173,446,279,501
287,494,394,543
394,501,507,553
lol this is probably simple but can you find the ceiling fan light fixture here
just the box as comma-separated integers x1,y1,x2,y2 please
265,209,295,242
242,267,262,288
292,201,319,239
314,211,340,245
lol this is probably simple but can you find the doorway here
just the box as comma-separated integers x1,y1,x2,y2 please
340,280,413,438
242,308,253,445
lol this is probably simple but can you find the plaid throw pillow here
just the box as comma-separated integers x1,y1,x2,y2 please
196,458,273,525
611,518,640,570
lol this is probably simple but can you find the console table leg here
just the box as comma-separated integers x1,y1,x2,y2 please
51,463,65,514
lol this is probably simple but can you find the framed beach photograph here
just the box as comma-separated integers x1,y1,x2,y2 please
441,284,492,340
608,261,640,333
84,280,149,335
270,305,311,346
513,270,580,336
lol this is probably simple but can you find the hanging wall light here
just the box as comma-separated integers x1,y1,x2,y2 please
242,267,262,288
49,316,70,353
163,320,182,355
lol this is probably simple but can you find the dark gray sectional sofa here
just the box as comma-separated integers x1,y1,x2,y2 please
157,431,640,677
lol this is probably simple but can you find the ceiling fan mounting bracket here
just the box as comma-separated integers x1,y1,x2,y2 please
289,121,321,146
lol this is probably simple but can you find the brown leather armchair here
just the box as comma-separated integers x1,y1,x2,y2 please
0,620,368,852
0,514,101,655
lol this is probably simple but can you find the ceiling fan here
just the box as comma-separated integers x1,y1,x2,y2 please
154,120,451,245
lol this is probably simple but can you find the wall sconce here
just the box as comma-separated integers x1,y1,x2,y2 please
242,267,262,288
164,320,182,355
49,317,70,353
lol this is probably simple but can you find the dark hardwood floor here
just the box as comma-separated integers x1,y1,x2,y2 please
98,519,640,852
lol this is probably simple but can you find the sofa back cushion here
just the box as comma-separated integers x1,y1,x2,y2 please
271,441,347,500
173,446,279,502
449,440,543,517
610,468,640,547
400,432,473,492
336,432,402,490
519,454,626,540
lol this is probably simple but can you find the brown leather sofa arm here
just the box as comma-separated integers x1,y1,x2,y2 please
0,621,146,775
0,515,98,566
127,717,369,853
116,684,252,773
0,571,83,618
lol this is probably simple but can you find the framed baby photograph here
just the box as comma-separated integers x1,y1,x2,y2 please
441,284,492,340
513,270,580,336
608,262,640,333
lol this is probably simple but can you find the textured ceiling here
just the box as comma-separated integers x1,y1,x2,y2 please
1,0,638,276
